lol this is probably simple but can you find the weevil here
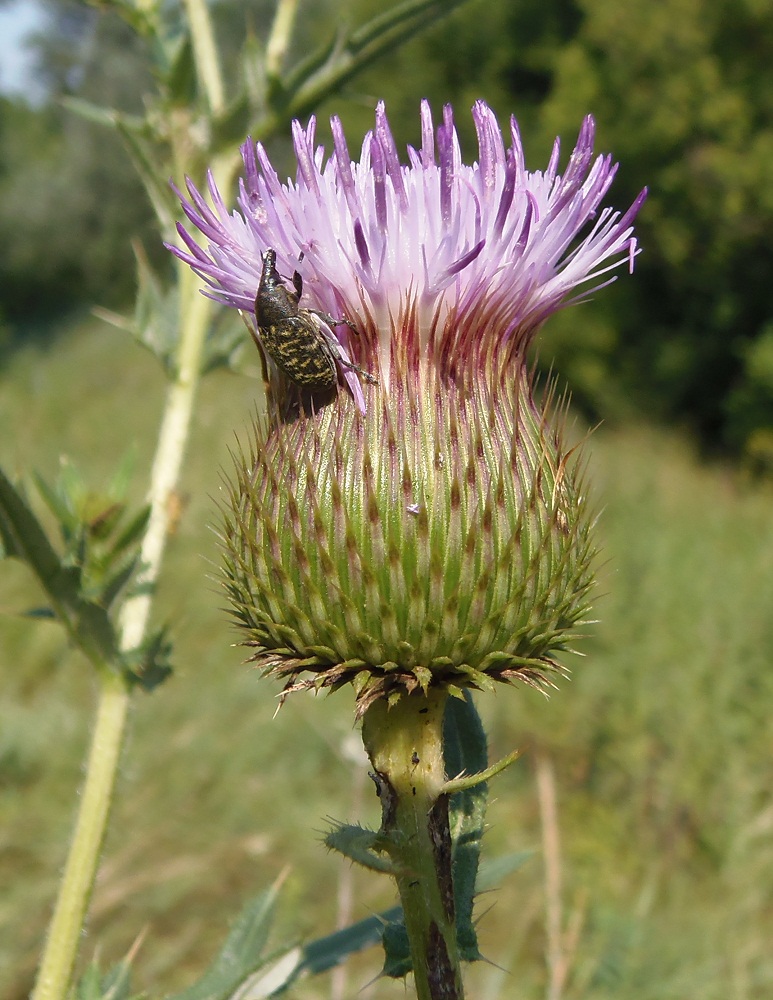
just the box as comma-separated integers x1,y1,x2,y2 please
254,249,376,390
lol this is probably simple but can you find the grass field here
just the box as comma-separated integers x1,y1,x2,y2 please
2,316,773,999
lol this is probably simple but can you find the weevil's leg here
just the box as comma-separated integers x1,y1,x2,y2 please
340,358,378,384
308,309,359,335
313,320,378,384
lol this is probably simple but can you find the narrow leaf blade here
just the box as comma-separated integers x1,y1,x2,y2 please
166,886,280,1000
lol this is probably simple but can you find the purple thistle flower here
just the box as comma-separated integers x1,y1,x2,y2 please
170,100,644,406
170,101,645,713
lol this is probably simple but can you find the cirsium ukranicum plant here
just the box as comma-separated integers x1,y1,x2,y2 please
171,99,646,1000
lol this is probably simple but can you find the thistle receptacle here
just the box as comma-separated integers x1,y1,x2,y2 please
171,99,644,713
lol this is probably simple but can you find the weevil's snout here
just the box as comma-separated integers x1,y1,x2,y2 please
260,248,281,287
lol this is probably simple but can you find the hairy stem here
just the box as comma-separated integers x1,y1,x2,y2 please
266,0,300,78
31,141,238,1000
183,0,225,113
362,690,465,1000
30,670,131,1000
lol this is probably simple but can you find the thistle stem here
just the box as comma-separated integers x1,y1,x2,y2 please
31,144,237,1000
182,0,225,113
31,670,130,1000
266,0,300,78
362,689,465,1000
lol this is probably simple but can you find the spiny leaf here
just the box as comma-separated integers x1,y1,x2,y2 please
443,691,489,960
62,97,144,133
264,904,402,996
131,241,180,371
73,957,137,1000
380,919,412,978
281,0,472,124
114,121,177,238
122,626,173,691
477,850,533,889
263,849,532,994
166,34,197,107
324,822,394,873
201,309,250,375
166,885,281,1000
32,468,77,535
110,506,151,560
100,557,142,612
0,466,118,666
107,448,139,504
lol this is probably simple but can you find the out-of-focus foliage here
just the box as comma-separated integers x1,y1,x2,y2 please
537,0,773,461
322,0,773,463
0,5,156,320
2,0,773,461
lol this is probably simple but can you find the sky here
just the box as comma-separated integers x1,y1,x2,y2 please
0,0,47,99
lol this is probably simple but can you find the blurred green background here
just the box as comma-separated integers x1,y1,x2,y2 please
2,0,773,996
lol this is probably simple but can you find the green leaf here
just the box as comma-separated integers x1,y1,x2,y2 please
279,0,473,125
74,962,102,1000
201,309,250,376
269,850,531,994
100,557,141,611
122,626,173,691
210,91,252,154
73,956,136,1000
166,34,198,106
107,448,139,505
262,849,531,994
324,822,394,873
114,122,177,239
443,689,488,777
279,28,339,101
282,851,534,996
263,904,403,996
62,97,144,133
131,242,181,371
131,246,248,377
110,505,151,558
443,691,489,961
380,919,412,979
240,33,267,119
32,468,77,537
477,850,534,890
167,885,281,1000
0,466,118,666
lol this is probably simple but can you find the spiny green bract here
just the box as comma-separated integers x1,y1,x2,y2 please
220,363,596,715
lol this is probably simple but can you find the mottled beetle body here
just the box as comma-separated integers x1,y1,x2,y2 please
254,249,375,390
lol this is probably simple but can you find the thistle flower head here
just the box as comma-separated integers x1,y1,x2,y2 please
170,101,645,713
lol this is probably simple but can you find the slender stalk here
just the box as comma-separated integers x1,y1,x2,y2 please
31,142,237,1000
362,690,465,1000
118,271,212,649
30,272,214,1000
182,0,225,113
266,0,300,78
31,670,131,1000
